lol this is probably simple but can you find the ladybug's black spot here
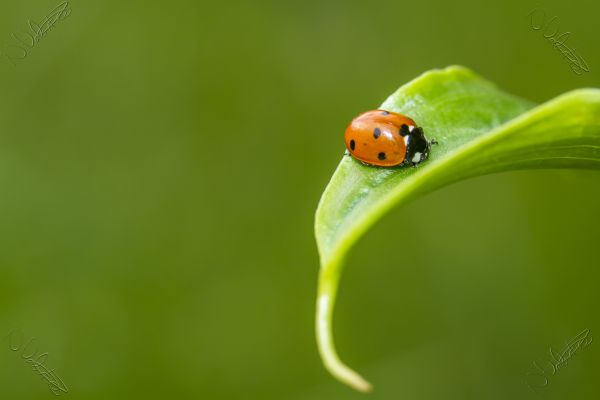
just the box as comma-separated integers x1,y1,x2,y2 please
381,111,389,115
399,124,410,137
378,152,386,160
373,128,381,139
350,139,355,150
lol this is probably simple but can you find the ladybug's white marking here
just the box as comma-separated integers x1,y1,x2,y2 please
412,152,422,163
408,125,415,132
403,135,410,146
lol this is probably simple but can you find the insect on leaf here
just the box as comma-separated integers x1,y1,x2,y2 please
314,65,600,392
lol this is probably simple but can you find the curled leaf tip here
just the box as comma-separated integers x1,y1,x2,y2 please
316,267,372,392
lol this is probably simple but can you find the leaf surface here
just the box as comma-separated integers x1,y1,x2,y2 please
314,66,600,392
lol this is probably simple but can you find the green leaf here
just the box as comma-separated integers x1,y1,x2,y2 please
314,65,600,392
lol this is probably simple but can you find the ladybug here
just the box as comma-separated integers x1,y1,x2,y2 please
344,110,436,167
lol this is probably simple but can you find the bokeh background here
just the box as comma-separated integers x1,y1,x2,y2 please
0,0,598,399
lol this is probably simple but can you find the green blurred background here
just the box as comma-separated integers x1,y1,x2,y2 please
0,0,598,398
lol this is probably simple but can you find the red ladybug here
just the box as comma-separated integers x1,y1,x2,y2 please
344,110,436,167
